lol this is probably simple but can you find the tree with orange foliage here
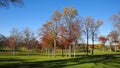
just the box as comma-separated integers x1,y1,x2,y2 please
62,7,80,58
40,23,54,57
39,7,82,58
41,35,54,57
51,10,62,58
40,10,62,58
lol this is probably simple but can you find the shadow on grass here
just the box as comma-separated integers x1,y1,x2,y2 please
0,54,120,68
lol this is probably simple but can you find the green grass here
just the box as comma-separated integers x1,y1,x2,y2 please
0,49,120,68
0,54,120,68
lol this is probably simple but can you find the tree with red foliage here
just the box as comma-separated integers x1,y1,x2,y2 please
40,34,54,57
98,36,108,51
57,35,69,57
8,36,15,55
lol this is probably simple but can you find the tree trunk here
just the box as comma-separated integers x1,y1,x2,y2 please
115,43,117,52
91,33,94,55
74,44,76,58
61,45,64,57
28,49,30,56
110,43,112,52
102,44,105,51
53,39,56,58
86,31,89,56
65,46,68,58
69,44,72,58
13,49,15,56
46,48,48,55
13,44,15,56
48,47,50,57
110,43,114,52
27,45,30,56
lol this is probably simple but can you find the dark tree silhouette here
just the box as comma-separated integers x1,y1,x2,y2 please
0,34,7,48
0,0,23,8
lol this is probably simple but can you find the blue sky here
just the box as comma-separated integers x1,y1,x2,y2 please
0,0,120,38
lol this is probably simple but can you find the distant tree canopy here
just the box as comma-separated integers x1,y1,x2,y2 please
0,0,23,8
0,34,7,42
0,34,7,48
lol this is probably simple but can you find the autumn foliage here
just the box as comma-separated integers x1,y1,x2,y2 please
99,36,108,44
1,7,120,57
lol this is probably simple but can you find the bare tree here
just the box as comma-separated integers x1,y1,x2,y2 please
90,19,103,55
110,11,120,32
23,28,34,56
83,16,92,56
108,30,119,52
10,28,21,56
110,10,120,52
83,17,102,56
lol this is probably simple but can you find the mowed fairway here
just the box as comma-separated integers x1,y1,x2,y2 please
0,52,120,68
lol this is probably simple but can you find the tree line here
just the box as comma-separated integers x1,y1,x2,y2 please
0,7,120,58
